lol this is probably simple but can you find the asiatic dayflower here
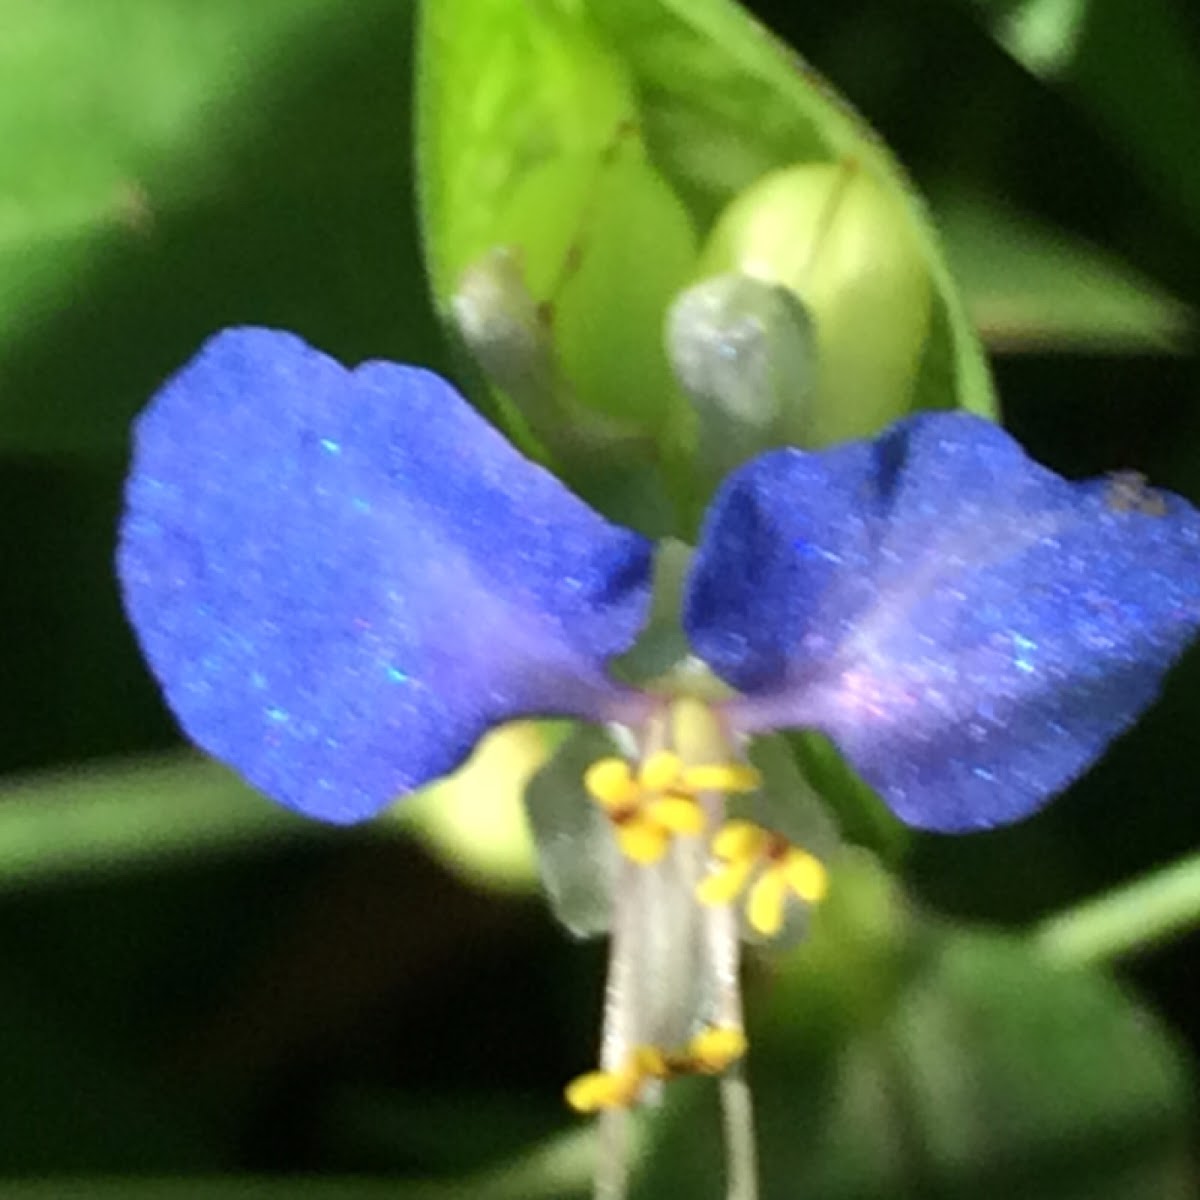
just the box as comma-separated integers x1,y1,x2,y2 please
118,328,1200,1147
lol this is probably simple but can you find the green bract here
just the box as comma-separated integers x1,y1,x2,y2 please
417,0,998,531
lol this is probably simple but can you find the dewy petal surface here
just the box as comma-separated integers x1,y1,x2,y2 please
118,328,653,823
685,412,1200,832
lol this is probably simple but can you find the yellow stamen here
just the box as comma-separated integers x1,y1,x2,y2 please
583,737,762,867
682,763,761,793
712,819,768,860
699,819,829,933
747,866,790,936
688,1026,748,1074
616,820,670,865
646,795,705,835
639,749,683,791
565,1025,750,1114
632,1045,671,1080
564,1067,639,1113
783,848,829,904
695,856,757,906
583,758,639,808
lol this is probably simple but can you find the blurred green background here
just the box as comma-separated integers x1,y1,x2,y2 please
2,0,1199,1195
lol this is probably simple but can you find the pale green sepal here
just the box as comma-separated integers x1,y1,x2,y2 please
523,724,622,939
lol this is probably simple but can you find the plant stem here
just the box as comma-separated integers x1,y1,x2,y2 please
1032,848,1200,967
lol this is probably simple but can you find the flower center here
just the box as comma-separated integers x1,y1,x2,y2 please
565,698,830,1119
583,749,760,864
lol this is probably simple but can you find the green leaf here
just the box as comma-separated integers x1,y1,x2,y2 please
417,1,636,298
970,0,1200,235
0,1187,412,1200
0,753,311,891
0,0,438,455
0,0,327,307
881,935,1193,1199
936,187,1192,352
0,969,215,1170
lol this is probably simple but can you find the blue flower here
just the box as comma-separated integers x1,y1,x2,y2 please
118,327,1200,835
118,326,1200,1126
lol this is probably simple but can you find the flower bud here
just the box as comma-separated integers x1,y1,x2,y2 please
697,161,934,447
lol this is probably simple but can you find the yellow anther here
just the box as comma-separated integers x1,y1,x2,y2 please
564,1070,633,1113
583,753,700,865
565,1045,668,1113
747,867,790,936
711,819,768,860
695,855,757,906
687,1026,748,1074
639,750,684,791
681,763,761,794
646,795,706,835
565,1028,748,1113
584,744,761,868
583,758,639,809
632,1045,671,1080
783,848,829,904
616,819,671,865
699,819,828,936
564,1067,640,1113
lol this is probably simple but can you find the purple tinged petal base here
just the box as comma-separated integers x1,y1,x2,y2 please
118,328,653,823
685,413,1200,832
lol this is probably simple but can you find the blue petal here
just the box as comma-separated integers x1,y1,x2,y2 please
685,413,1200,832
118,328,653,823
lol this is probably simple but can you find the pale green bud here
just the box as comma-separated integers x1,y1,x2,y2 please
698,161,934,447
